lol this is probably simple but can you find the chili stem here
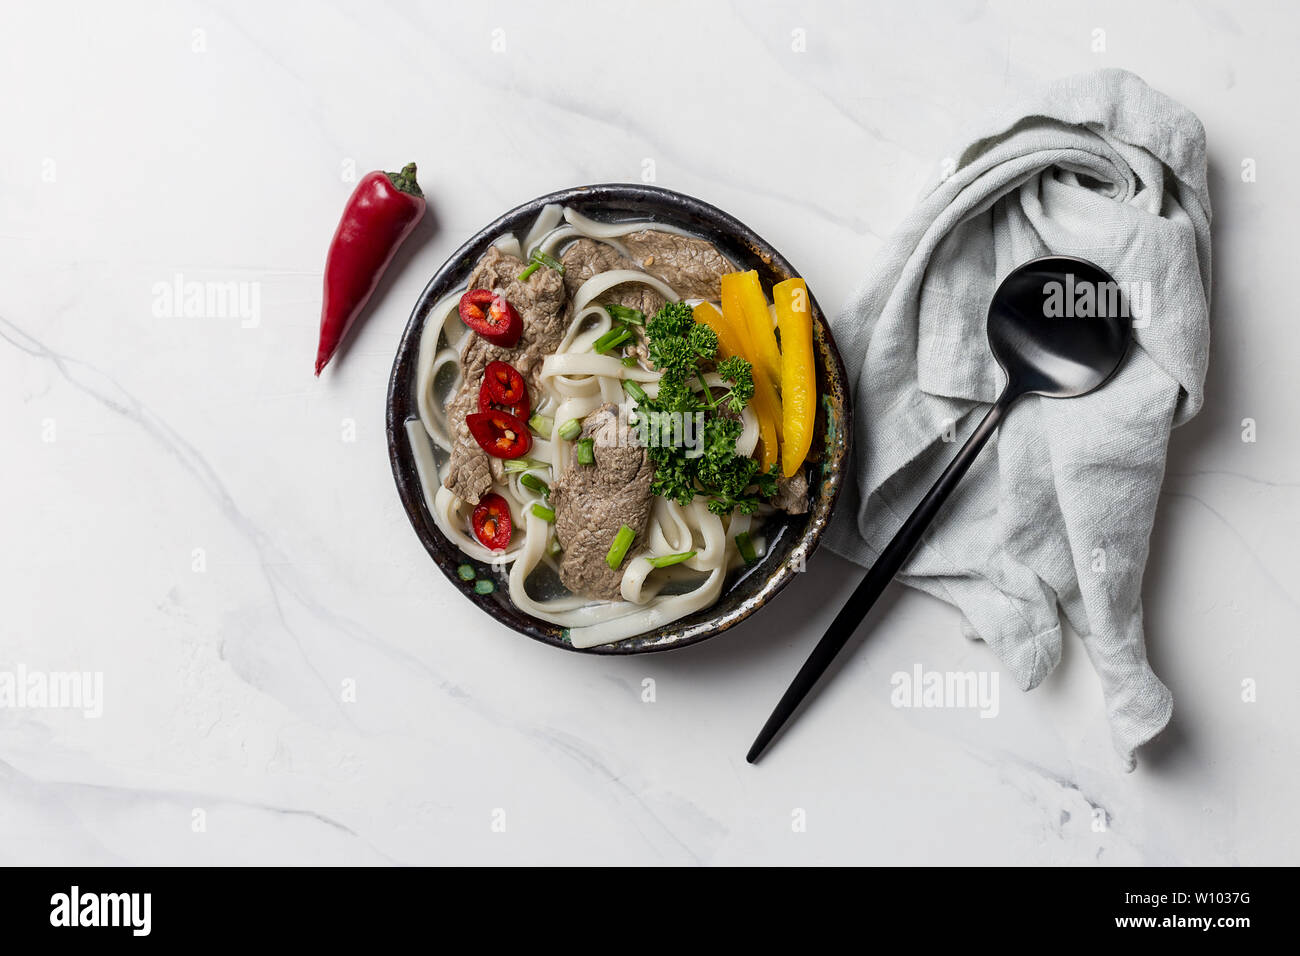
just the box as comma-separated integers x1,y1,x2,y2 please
385,162,423,197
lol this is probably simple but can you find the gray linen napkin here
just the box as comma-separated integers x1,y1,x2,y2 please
824,69,1212,768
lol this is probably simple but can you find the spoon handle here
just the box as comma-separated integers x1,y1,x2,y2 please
746,392,1015,763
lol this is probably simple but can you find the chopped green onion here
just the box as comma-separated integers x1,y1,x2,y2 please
606,524,635,569
529,248,565,274
474,578,496,595
576,437,595,466
735,531,758,565
503,456,546,474
548,537,563,557
457,563,476,581
518,248,565,281
593,326,633,354
528,413,553,436
604,303,645,325
531,503,555,522
557,418,583,441
647,550,696,569
520,473,549,496
622,379,648,404
621,355,638,367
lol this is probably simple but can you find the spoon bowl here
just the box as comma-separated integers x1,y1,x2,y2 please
989,256,1132,399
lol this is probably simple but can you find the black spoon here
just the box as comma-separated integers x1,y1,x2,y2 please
747,256,1133,763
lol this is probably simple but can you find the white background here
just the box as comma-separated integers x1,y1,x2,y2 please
1,0,1296,865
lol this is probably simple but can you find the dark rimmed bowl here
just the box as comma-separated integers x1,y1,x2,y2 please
386,184,850,654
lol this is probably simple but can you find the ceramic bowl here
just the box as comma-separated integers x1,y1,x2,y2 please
386,184,851,653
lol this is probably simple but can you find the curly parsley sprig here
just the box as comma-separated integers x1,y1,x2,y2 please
630,302,777,515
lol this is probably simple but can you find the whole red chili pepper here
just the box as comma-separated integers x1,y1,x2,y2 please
315,162,426,375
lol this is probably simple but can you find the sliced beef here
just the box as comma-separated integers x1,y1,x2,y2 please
550,404,654,600
772,470,810,514
463,246,569,384
441,381,504,502
443,246,569,504
560,238,624,297
621,230,734,299
560,238,666,317
465,244,523,297
560,237,664,368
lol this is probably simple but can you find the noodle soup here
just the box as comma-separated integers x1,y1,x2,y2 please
403,202,819,649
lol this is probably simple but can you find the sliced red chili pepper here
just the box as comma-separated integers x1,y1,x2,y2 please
477,382,528,420
458,289,523,347
471,493,512,551
483,361,529,408
476,361,530,419
466,409,532,459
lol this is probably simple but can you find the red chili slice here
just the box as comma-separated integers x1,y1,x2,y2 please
458,289,523,347
471,493,512,551
477,382,528,420
466,409,532,459
483,361,529,409
476,361,531,419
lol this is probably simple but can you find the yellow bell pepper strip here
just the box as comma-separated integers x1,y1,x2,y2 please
693,300,746,360
773,278,816,478
693,302,780,474
718,276,783,442
731,270,783,390
718,273,756,354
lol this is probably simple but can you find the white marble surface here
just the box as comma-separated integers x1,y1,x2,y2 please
2,0,1297,865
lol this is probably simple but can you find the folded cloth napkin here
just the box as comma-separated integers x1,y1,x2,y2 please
824,68,1212,769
